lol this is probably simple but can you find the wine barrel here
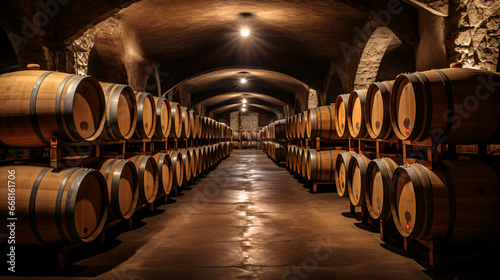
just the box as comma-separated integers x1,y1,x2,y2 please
169,102,182,138
296,147,304,175
334,151,358,197
391,68,500,143
195,147,203,174
179,149,192,182
391,161,500,242
100,82,137,140
153,97,172,139
290,145,298,172
347,89,369,139
306,149,346,182
307,105,340,140
129,155,158,204
365,81,394,139
200,116,208,139
347,153,371,206
365,157,398,220
152,153,173,195
0,70,106,147
275,119,286,139
203,145,212,168
0,166,108,244
274,143,286,163
179,107,191,139
98,158,138,220
188,148,199,177
134,92,156,139
189,110,200,139
285,117,291,138
167,150,184,188
296,112,304,139
335,94,350,139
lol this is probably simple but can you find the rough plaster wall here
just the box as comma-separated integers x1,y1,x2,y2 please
354,27,402,90
230,111,259,132
416,9,448,70
307,89,318,109
448,0,500,71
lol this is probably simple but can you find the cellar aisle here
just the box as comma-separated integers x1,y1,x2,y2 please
3,150,495,280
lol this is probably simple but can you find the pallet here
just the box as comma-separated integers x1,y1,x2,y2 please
308,181,335,194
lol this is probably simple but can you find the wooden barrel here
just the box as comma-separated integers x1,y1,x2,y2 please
195,147,203,174
275,119,286,139
98,158,138,220
391,161,500,242
203,145,211,168
334,151,358,197
296,112,304,139
306,149,346,182
100,82,137,140
153,97,172,139
167,150,184,188
347,89,369,139
179,149,192,182
391,68,500,143
365,81,394,139
188,148,198,177
285,117,290,138
274,143,286,163
307,105,339,139
296,147,304,175
365,157,398,220
152,153,173,195
291,115,298,138
200,116,209,139
347,153,371,206
290,145,298,172
179,107,191,139
335,94,351,138
129,155,158,204
189,110,200,139
134,92,156,139
0,166,108,244
0,70,106,147
169,102,182,138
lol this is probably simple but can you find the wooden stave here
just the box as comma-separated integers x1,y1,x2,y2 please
307,105,340,140
98,158,139,220
129,155,159,204
365,81,394,140
100,83,138,141
153,97,172,139
347,89,369,139
168,102,182,138
347,153,371,206
391,161,500,242
152,152,174,196
335,94,351,139
167,150,184,188
180,107,191,139
335,151,358,197
306,149,346,182
0,165,108,245
134,92,156,139
390,68,500,144
364,157,398,220
0,70,106,147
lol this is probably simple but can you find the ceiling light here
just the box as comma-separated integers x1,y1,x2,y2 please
242,107,246,112
241,28,250,37
240,77,247,84
242,98,247,104
243,103,247,108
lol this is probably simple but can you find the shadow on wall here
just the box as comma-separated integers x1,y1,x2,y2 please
0,28,19,74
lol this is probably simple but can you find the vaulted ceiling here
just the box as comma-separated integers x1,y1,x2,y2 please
0,0,420,120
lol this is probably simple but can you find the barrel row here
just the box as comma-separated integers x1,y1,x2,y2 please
275,67,500,145
0,142,233,246
0,70,232,148
332,151,500,243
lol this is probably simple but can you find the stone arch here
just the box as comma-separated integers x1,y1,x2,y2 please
353,27,415,89
293,98,302,115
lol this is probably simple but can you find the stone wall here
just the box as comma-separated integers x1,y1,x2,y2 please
230,111,259,132
447,0,500,71
307,89,318,109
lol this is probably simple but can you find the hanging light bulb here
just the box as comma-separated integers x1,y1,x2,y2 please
241,27,250,37
242,98,247,104
242,107,247,112
240,77,247,84
243,103,247,108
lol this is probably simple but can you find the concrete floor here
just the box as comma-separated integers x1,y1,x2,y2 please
3,150,499,279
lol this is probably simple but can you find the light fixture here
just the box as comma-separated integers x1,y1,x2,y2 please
240,77,247,84
242,98,247,104
240,12,251,37
243,103,247,108
242,107,247,112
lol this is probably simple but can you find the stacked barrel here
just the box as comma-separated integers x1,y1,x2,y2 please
0,69,233,247
263,66,500,248
262,119,287,164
